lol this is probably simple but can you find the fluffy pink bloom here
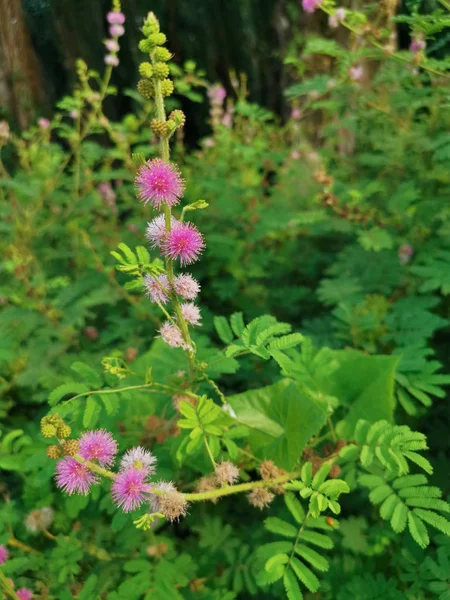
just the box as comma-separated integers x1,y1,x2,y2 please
149,480,175,512
109,24,125,37
78,430,118,467
143,274,170,304
38,118,50,129
98,182,116,206
329,7,346,27
162,221,205,266
107,11,125,24
159,322,188,349
105,54,119,67
70,109,79,119
398,244,414,265
111,467,151,512
0,544,8,565
146,214,176,248
207,85,227,106
291,150,301,160
120,447,157,475
410,34,426,53
180,302,202,326
302,0,322,13
202,137,215,148
349,65,364,81
173,274,200,300
291,107,302,120
105,39,120,52
136,159,185,208
55,458,99,495
17,589,33,600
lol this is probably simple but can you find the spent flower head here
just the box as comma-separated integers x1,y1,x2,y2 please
159,322,189,350
143,274,170,304
215,461,239,485
25,507,54,533
179,302,202,326
146,214,178,248
173,274,200,300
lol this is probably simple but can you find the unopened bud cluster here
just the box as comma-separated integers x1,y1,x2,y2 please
41,414,80,459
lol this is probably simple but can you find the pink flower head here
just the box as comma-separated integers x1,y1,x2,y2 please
207,85,227,106
180,302,202,326
202,137,215,148
349,65,364,81
291,107,302,120
398,244,414,265
107,11,125,24
98,182,116,205
149,480,175,512
291,150,301,160
143,274,170,304
105,39,120,52
109,24,125,37
329,7,346,27
111,467,151,512
173,274,200,300
302,0,322,13
162,221,205,266
55,458,99,495
159,322,188,350
105,54,119,67
0,544,8,565
136,159,185,208
38,118,50,129
17,590,33,600
120,447,157,475
78,430,118,467
70,109,79,119
410,34,426,53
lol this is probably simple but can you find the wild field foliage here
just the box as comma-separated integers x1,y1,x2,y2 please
0,1,450,598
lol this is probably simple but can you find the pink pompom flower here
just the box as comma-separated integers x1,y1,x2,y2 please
55,458,99,495
0,544,8,565
17,589,33,600
349,65,364,81
78,430,118,467
410,33,426,54
146,214,178,248
180,302,202,326
109,24,125,37
105,54,119,67
398,244,414,265
173,274,200,300
111,467,151,512
291,107,302,120
105,39,120,52
120,447,157,475
143,274,170,304
159,322,188,350
162,221,205,266
107,11,125,24
302,0,322,13
38,118,50,129
136,159,185,208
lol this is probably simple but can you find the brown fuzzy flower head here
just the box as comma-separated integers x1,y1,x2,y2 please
25,507,54,533
329,464,342,479
248,488,275,510
260,460,284,481
196,475,219,503
46,444,62,459
63,439,80,457
158,491,188,522
172,394,197,411
214,461,239,486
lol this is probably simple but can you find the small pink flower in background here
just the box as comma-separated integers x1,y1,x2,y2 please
107,11,125,24
105,54,119,67
180,302,202,326
38,118,50,129
146,214,178,248
0,544,8,565
410,33,426,53
398,244,414,265
84,326,99,341
162,221,205,265
149,481,175,512
221,110,233,129
136,159,185,208
173,274,200,300
291,150,301,160
159,322,188,349
202,137,215,148
120,447,157,475
329,7,346,27
109,24,125,37
105,39,120,52
302,0,322,13
291,107,302,120
17,589,33,600
207,85,227,106
55,458,99,495
143,274,170,304
98,182,116,207
78,430,118,467
111,467,151,512
70,109,79,119
349,65,364,81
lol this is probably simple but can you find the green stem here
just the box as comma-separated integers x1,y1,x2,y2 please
285,510,311,574
0,570,19,600
75,454,117,480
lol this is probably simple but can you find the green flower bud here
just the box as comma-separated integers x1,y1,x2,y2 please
169,109,186,128
151,118,168,137
137,79,155,99
57,423,72,439
138,39,152,53
41,423,57,439
160,79,174,97
148,33,167,47
153,47,172,62
63,439,80,456
139,62,153,78
153,62,170,79
46,445,62,459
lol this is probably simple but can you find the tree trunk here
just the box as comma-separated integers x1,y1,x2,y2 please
0,0,46,128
